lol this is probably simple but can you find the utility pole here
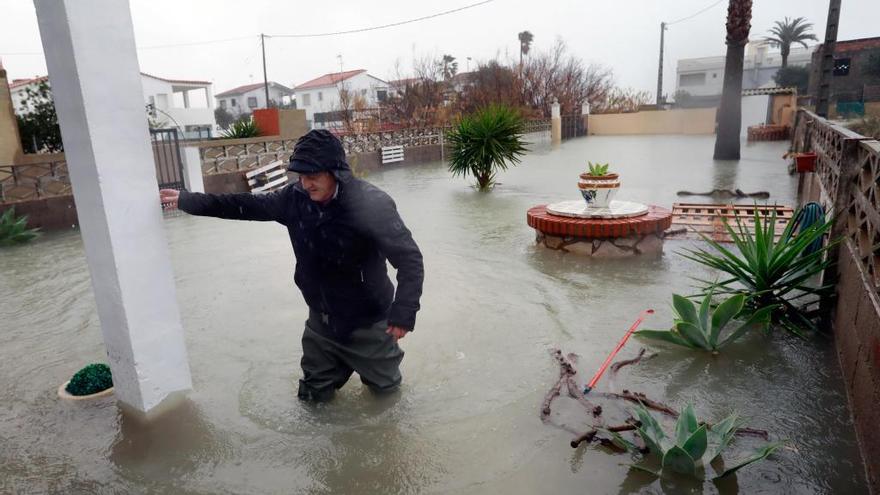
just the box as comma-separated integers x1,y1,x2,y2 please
656,22,666,106
816,0,841,117
261,33,270,108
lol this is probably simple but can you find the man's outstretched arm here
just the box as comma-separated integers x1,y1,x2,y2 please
160,188,288,223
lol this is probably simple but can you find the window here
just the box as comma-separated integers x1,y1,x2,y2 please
377,89,388,102
833,58,851,76
360,89,367,96
679,73,707,87
219,99,227,109
231,98,237,107
302,93,311,106
712,73,717,79
318,92,323,102
248,96,258,108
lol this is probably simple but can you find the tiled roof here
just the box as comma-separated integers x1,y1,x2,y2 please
294,70,367,90
834,37,880,52
9,75,48,89
215,81,293,98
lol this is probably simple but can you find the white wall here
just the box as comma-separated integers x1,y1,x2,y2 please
740,94,771,137
216,84,292,117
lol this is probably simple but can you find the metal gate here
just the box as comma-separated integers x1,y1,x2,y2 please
561,115,586,139
150,128,185,190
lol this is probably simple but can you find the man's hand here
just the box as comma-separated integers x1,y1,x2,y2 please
386,325,409,342
159,189,180,209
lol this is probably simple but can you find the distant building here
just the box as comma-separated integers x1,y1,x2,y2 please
214,82,294,117
807,36,880,117
10,72,218,139
293,69,389,129
675,41,815,99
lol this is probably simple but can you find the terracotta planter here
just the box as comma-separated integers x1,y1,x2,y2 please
795,152,817,173
578,172,620,208
57,380,114,401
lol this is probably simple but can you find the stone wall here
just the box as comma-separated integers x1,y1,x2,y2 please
0,194,78,230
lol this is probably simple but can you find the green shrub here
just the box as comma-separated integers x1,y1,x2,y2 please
0,208,40,246
66,363,113,396
607,403,781,480
681,208,835,335
221,118,261,139
447,104,528,190
636,292,775,352
848,116,880,140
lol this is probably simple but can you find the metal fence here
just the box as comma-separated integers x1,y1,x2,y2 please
561,115,586,139
150,128,185,190
0,155,70,203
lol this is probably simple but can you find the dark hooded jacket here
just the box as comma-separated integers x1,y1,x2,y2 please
178,130,424,340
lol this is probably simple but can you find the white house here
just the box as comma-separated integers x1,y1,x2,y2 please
293,69,389,129
10,72,218,139
675,41,816,98
214,82,294,117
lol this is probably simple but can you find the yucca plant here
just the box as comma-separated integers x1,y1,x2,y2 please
0,208,40,246
221,118,261,139
682,208,836,335
606,404,781,480
587,161,610,176
446,104,528,190
636,292,775,352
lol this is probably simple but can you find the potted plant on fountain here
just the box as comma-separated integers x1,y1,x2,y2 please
58,363,114,400
578,161,620,208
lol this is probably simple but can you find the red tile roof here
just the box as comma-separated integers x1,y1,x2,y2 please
834,37,880,53
215,81,293,98
294,69,367,90
9,75,47,89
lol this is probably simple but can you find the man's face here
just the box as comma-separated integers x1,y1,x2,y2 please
299,171,337,204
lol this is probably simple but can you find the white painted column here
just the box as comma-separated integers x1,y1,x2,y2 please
551,98,561,145
582,102,591,136
205,85,214,109
34,0,192,414
182,90,190,109
181,146,205,193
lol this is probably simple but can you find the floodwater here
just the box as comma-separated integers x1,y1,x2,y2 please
0,135,867,494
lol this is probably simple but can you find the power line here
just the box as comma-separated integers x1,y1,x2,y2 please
0,1,495,57
268,0,495,38
666,0,724,26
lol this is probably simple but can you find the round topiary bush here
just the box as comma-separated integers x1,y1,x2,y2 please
65,363,113,396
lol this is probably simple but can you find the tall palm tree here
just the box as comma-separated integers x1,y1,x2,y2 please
713,0,752,161
440,54,458,80
518,31,534,67
764,17,818,67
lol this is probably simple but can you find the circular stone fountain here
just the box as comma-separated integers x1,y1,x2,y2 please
527,199,672,257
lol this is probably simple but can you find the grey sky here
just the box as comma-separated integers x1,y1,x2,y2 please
1,0,878,99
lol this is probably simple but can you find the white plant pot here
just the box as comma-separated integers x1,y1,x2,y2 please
578,173,620,208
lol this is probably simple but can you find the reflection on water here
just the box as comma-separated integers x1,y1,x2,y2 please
0,136,866,493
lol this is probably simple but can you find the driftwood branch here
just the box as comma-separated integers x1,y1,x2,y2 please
610,348,657,374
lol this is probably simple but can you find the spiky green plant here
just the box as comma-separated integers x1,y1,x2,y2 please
681,208,836,335
221,118,261,139
636,292,775,352
446,105,528,190
587,161,610,176
65,363,113,396
605,404,781,480
0,208,40,246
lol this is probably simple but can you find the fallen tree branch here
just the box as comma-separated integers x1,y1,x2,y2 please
570,423,638,448
676,189,770,199
610,348,657,374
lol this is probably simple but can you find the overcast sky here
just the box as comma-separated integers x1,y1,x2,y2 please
1,0,878,99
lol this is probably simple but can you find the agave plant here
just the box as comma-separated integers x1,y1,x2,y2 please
221,118,261,139
606,404,781,480
636,292,775,352
446,104,528,191
681,208,835,335
0,208,40,246
587,161,610,176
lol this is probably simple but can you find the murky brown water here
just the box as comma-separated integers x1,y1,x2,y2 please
0,136,867,494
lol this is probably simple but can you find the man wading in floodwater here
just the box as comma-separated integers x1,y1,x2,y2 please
159,130,424,401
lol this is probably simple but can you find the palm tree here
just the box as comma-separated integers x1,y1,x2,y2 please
713,0,752,161
764,17,818,68
518,31,534,67
440,54,458,80
447,105,528,191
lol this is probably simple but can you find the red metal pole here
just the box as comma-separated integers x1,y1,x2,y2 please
584,309,655,394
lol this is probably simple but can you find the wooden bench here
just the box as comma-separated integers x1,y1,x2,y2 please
245,160,288,193
381,145,404,165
